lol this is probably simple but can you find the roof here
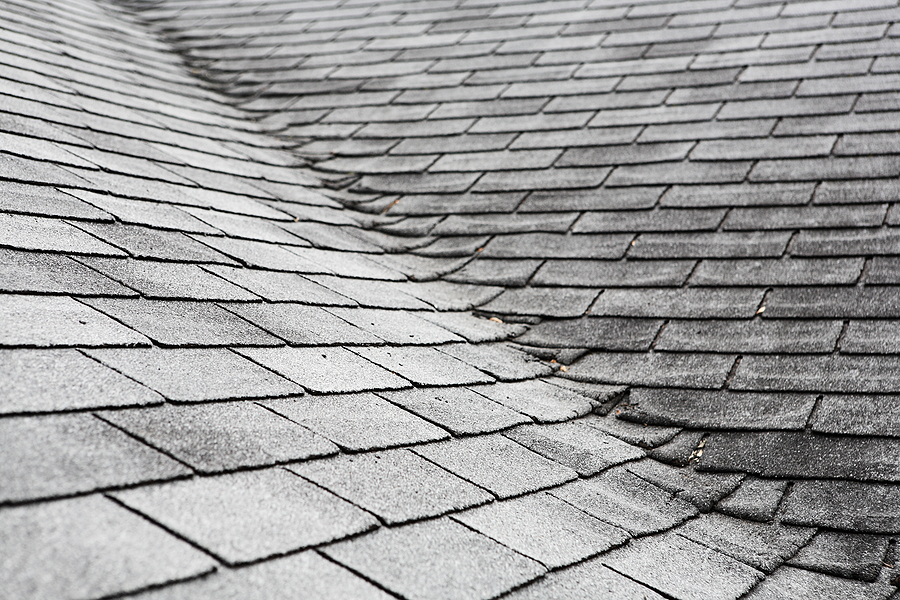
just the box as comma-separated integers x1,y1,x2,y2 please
1,0,899,598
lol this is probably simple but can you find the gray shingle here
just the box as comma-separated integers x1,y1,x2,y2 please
0,413,189,504
788,531,889,582
471,168,611,192
0,213,125,256
76,257,259,300
0,349,161,415
240,346,410,393
224,303,381,345
306,275,430,309
324,307,462,344
762,286,900,318
479,287,599,317
551,467,698,535
376,386,530,435
471,379,594,423
810,394,900,437
81,298,281,347
690,258,864,286
99,403,337,473
446,258,542,286
792,228,900,257
291,449,491,525
716,477,789,522
533,259,696,287
114,469,378,565
0,495,215,600
565,351,736,389
0,295,150,348
841,320,900,354
602,532,763,600
264,393,447,451
438,342,554,381
204,265,356,304
514,317,662,351
322,518,546,600
453,492,628,568
743,566,895,600
630,231,791,259
782,480,900,533
413,434,578,499
0,249,135,296
573,208,727,233
699,431,900,482
351,345,495,386
677,513,815,573
0,181,111,220
518,186,662,212
621,388,817,431
85,347,303,402
504,557,666,600
660,183,814,207
655,319,842,353
723,205,887,230
75,222,238,263
590,287,765,318
732,354,900,393
504,421,645,476
626,458,745,512
481,232,632,259
605,161,751,186
135,552,393,600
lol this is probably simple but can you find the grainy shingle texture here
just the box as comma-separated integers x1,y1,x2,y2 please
1,0,899,597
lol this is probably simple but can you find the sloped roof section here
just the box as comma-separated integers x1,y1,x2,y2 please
2,0,900,598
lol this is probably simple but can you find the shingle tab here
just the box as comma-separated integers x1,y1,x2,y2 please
291,449,491,525
0,414,189,503
0,348,161,415
114,469,378,565
0,496,215,600
454,492,628,568
100,403,337,473
264,393,447,451
322,519,546,600
0,295,150,348
414,434,578,499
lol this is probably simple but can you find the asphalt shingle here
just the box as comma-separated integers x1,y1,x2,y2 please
114,468,378,565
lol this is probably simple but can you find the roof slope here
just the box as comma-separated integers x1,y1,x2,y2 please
1,0,899,598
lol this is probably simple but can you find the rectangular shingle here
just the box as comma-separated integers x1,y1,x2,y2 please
0,414,189,504
655,319,842,353
550,467,698,535
238,346,410,393
453,492,629,569
724,205,887,230
479,287,600,317
291,449,491,525
661,183,814,207
810,394,900,437
782,480,900,533
762,287,900,318
514,317,662,351
114,469,378,565
482,232,632,259
0,295,149,348
630,231,791,258
565,351,735,389
603,531,763,600
99,403,337,473
0,496,214,600
81,298,280,347
732,354,900,393
0,213,125,256
533,259,696,287
0,249,135,296
690,258,864,286
414,434,577,499
351,345,495,386
605,161,752,186
591,287,765,318
620,388,817,431
699,431,900,482
322,518,545,600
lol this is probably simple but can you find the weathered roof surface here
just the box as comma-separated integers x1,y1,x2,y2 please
1,0,899,597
